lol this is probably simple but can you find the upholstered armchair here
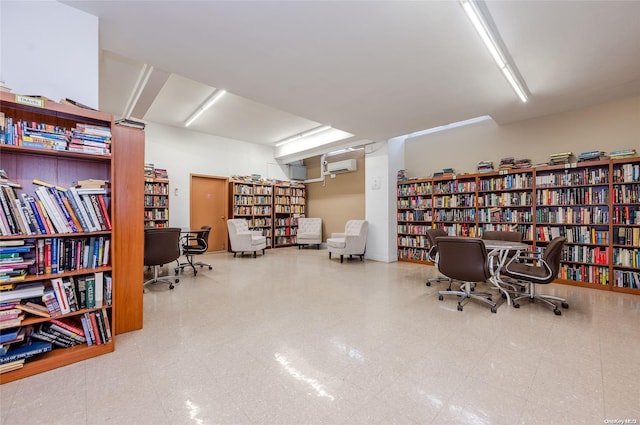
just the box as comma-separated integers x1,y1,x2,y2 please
227,219,267,257
327,220,368,263
297,217,322,249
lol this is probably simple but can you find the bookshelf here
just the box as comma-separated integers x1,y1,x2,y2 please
396,158,640,295
144,178,170,228
228,180,307,249
274,183,306,247
397,178,433,262
0,92,126,382
433,174,478,237
228,180,273,247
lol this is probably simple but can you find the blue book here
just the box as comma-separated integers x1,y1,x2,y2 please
51,237,59,274
25,196,48,234
0,246,32,254
0,328,20,344
0,340,52,365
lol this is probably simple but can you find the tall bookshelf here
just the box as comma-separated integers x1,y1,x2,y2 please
396,159,640,295
0,92,117,382
228,179,306,248
228,180,273,247
144,178,170,228
397,178,433,262
274,183,306,247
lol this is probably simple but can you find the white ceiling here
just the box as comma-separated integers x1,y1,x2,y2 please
63,1,640,157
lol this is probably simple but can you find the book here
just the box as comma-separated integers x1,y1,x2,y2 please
50,277,71,315
85,276,95,309
15,302,50,318
80,315,93,346
0,282,45,304
0,313,24,330
0,340,52,364
41,288,62,317
0,359,25,374
49,321,85,342
62,277,79,312
94,271,104,308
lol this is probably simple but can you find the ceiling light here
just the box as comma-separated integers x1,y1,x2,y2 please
184,89,226,127
275,124,332,147
406,115,492,139
122,64,153,119
461,0,529,102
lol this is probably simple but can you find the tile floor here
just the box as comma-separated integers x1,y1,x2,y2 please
1,247,639,425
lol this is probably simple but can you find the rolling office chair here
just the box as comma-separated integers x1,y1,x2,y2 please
503,236,569,315
436,236,498,313
425,228,452,288
144,227,181,290
175,225,212,276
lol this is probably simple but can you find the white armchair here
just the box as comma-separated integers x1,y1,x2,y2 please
227,219,267,258
297,217,322,249
327,220,368,263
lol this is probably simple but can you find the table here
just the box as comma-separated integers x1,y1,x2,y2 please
482,239,530,306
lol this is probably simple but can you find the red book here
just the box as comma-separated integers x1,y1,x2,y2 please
50,318,84,336
96,195,112,230
88,312,102,345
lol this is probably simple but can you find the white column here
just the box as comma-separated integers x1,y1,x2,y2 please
365,137,405,262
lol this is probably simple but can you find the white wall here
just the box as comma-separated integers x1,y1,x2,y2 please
404,96,640,178
144,122,288,228
0,0,99,108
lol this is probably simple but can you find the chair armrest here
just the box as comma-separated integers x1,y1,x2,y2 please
331,232,346,239
251,230,263,237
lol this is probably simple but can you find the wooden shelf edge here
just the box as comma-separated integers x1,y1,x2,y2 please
0,341,114,384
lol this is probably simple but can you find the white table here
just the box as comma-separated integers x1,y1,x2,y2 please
482,239,530,306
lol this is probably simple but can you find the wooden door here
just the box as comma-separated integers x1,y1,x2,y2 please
190,174,228,251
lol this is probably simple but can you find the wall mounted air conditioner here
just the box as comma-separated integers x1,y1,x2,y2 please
326,159,357,174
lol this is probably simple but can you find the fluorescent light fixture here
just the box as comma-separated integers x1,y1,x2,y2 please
122,64,153,119
184,89,226,127
461,0,528,103
275,124,332,147
406,115,492,139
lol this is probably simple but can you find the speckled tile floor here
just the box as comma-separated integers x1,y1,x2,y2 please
1,247,639,425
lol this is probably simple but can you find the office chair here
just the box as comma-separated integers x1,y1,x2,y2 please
503,236,569,315
436,236,498,313
425,228,452,288
175,225,212,276
144,227,181,290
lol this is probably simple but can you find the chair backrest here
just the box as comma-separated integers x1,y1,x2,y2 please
144,227,182,266
345,219,366,236
435,236,491,282
227,219,249,234
425,228,447,262
482,230,522,243
298,217,322,234
541,236,566,281
185,225,211,253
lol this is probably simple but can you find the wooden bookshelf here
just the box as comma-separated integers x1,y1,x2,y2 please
274,183,306,247
397,158,640,295
0,92,144,382
228,180,273,248
144,177,170,228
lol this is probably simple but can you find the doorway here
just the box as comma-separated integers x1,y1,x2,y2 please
190,174,228,252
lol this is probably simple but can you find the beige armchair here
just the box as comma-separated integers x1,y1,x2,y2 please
227,219,267,258
327,220,368,263
297,217,322,249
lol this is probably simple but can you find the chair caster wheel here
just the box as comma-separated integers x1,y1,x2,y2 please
169,284,175,289
426,282,431,287
208,266,212,270
561,302,569,309
501,293,507,299
438,295,444,301
175,278,179,283
174,268,179,275
457,304,463,311
513,303,520,308
487,297,492,302
491,306,497,314
554,309,561,316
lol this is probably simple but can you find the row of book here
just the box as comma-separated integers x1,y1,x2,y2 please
0,181,111,236
0,309,112,370
499,157,532,170
144,163,168,179
0,272,110,314
0,115,112,156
